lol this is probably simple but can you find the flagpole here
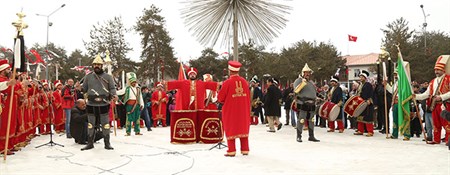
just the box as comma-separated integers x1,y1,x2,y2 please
411,99,430,144
347,41,349,55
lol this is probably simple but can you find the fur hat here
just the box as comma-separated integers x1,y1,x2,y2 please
330,75,339,83
359,70,369,79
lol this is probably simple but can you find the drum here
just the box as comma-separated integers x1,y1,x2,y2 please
170,110,197,144
344,96,367,117
319,101,340,121
197,109,223,144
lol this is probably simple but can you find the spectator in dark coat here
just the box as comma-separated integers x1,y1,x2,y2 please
282,83,294,126
264,78,283,132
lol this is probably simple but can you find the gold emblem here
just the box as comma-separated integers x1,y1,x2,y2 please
232,81,247,98
300,119,305,123
235,81,243,94
206,125,219,135
177,128,192,137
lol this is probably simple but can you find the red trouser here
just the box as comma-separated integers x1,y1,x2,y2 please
432,104,450,144
227,137,249,153
328,120,344,131
358,122,374,134
250,116,259,125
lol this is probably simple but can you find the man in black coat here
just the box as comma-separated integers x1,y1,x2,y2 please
282,83,294,126
264,78,283,132
71,99,103,145
71,99,88,144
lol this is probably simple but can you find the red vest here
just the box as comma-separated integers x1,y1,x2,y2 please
426,75,450,107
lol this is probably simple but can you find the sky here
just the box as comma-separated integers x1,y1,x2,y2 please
0,0,449,64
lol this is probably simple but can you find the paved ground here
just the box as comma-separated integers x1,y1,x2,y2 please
1,120,449,175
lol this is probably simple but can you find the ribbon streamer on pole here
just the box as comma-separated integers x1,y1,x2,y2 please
104,50,117,136
4,11,28,161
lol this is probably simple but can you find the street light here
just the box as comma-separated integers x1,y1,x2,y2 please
420,4,430,53
36,4,65,80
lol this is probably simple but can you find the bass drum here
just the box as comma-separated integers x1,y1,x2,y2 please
319,101,340,121
344,96,367,117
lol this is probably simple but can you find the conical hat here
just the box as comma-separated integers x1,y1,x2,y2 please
301,63,313,77
126,72,137,85
435,55,450,74
92,54,104,64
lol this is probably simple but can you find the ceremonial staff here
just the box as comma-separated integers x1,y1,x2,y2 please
4,11,27,161
104,50,117,136
381,48,390,139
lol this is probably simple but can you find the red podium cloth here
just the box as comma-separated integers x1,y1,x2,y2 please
197,109,223,144
170,110,197,144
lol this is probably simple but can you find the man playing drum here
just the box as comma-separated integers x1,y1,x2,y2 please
293,63,320,143
327,75,344,133
353,70,375,137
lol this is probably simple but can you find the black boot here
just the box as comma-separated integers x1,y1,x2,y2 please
308,137,320,142
81,137,94,151
308,122,320,142
296,124,302,143
104,134,114,150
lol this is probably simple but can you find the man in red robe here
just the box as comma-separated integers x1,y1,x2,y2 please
38,81,50,135
217,61,251,157
166,67,219,110
52,80,64,133
0,59,20,155
151,82,168,127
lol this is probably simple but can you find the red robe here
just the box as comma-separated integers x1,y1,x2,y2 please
52,90,64,129
217,75,251,140
167,80,219,110
151,90,168,120
0,76,21,151
40,91,49,125
16,85,30,146
31,87,40,128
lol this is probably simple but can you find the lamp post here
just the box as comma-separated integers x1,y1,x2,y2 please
420,4,430,53
36,4,65,80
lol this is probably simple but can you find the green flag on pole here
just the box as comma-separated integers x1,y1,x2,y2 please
397,52,413,135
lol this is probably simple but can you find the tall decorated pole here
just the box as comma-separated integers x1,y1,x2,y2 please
103,50,116,136
4,11,27,161
380,47,390,139
182,0,291,62
104,50,112,75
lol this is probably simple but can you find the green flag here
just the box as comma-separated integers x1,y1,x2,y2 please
397,52,413,135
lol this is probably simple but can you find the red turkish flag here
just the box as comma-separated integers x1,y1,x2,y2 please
348,35,357,42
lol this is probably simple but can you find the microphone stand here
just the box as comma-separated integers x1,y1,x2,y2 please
36,90,64,148
209,110,227,150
